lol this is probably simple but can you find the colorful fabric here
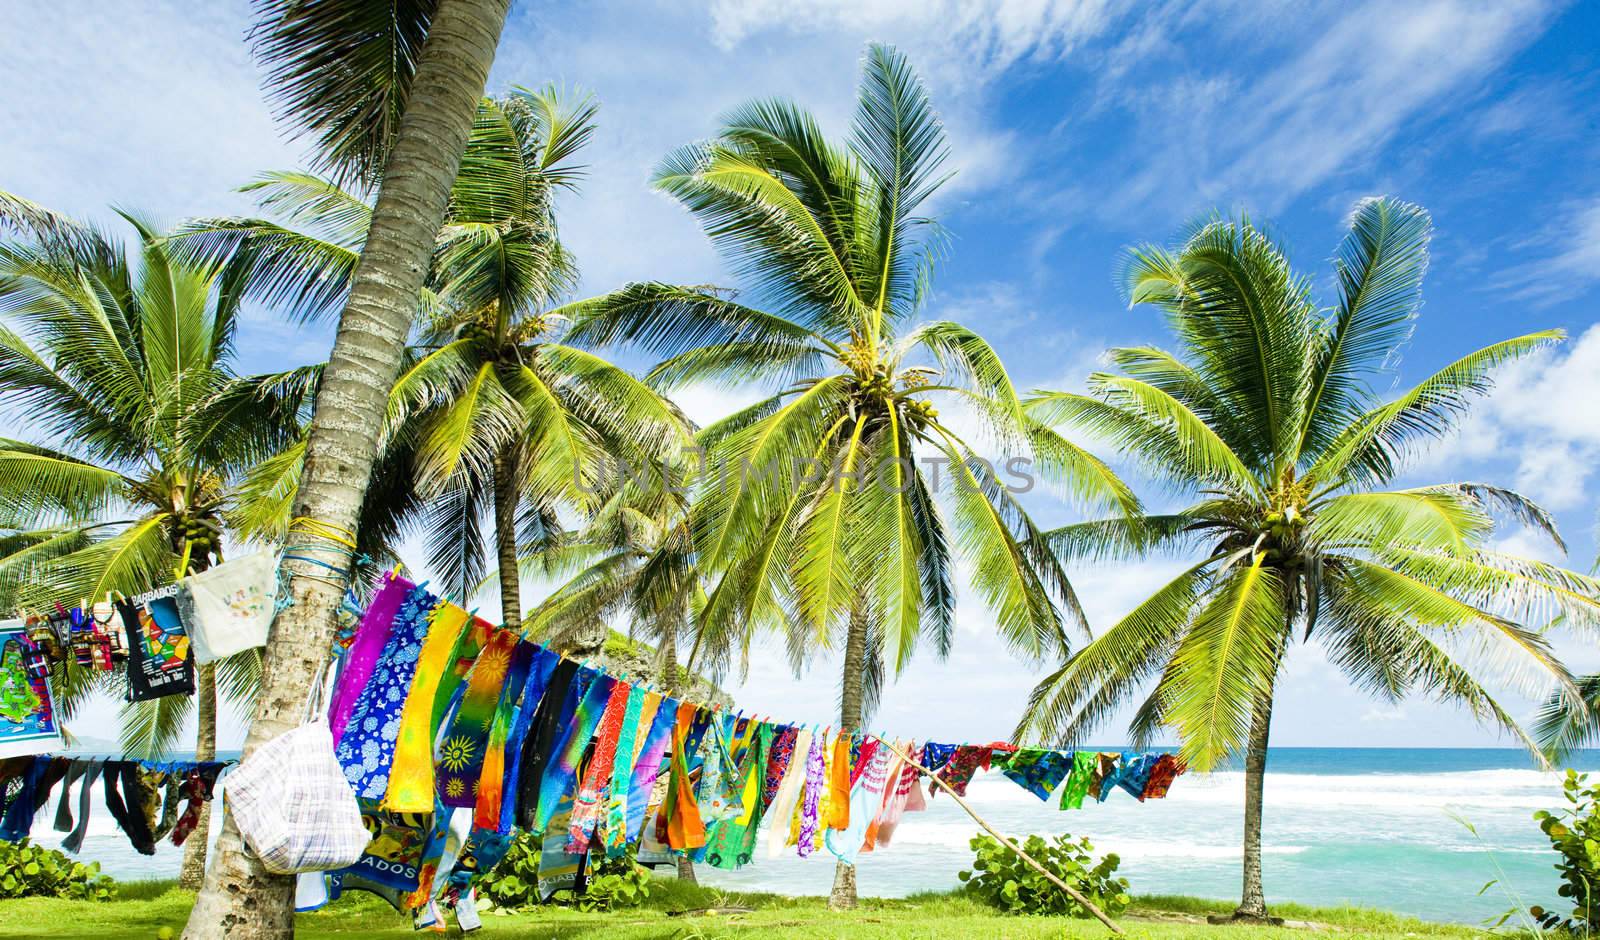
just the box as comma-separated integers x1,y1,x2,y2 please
825,739,889,866
385,603,470,811
1088,751,1120,800
114,600,194,703
827,731,852,830
502,650,563,832
863,745,905,852
761,726,798,804
471,641,534,831
795,731,827,858
515,662,589,830
763,727,811,859
871,745,923,848
920,742,957,772
704,721,770,870
329,574,408,745
437,627,519,807
1142,754,1186,799
604,689,657,856
997,747,1075,801
1117,754,1161,801
335,582,438,801
624,697,677,844
664,702,707,852
430,616,494,735
534,672,615,835
850,736,879,786
1059,750,1099,810
932,745,991,797
568,681,632,851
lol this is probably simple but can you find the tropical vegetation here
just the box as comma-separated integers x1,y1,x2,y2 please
0,195,309,886
561,44,1134,905
1014,198,1599,922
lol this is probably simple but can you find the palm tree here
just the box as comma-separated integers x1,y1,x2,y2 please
172,87,690,629
561,44,1134,908
186,1,515,932
0,195,309,887
1016,198,1600,923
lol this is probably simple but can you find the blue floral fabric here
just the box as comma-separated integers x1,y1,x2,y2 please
996,747,1074,801
336,582,439,801
920,742,958,772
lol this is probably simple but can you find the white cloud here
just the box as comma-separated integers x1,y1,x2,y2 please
1492,196,1600,304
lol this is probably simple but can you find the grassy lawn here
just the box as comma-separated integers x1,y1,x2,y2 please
0,878,1500,939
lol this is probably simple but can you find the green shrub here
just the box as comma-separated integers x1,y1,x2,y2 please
959,832,1129,918
1531,769,1600,932
0,839,116,900
477,831,651,914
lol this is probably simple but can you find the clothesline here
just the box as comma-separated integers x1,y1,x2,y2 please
0,755,228,854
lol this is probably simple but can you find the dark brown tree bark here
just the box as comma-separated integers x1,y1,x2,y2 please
181,1,512,935
829,602,870,910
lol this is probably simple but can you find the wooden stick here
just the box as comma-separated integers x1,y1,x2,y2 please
875,739,1125,935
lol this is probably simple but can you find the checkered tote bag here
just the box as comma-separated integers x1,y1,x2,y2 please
228,663,370,873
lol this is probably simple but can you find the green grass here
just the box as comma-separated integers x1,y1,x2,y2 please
0,878,1499,939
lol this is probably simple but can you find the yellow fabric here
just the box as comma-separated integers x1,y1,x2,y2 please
383,603,470,811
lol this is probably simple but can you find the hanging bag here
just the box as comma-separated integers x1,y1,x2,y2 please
227,663,371,874
179,552,277,664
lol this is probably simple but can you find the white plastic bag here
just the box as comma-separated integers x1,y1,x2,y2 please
180,552,277,664
227,666,370,874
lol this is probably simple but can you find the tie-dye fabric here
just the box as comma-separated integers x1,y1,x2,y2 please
384,603,470,811
534,672,615,834
1142,754,1185,799
920,742,957,773
624,697,677,843
763,728,811,859
603,690,657,856
761,726,798,805
997,747,1075,801
1059,750,1100,810
336,583,439,801
825,739,889,866
568,682,632,851
664,702,707,852
795,732,827,857
703,721,770,870
430,615,494,734
329,574,409,745
438,627,520,807
470,641,534,830
514,660,585,830
500,650,562,832
1117,753,1160,801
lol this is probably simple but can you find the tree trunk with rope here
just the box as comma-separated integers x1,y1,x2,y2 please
176,542,215,889
181,2,512,936
829,602,870,910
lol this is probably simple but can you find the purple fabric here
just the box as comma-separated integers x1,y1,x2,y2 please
329,573,409,745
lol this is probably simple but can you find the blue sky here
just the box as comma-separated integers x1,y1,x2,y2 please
4,0,1600,752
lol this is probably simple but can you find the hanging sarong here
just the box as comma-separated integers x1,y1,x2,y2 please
1059,750,1099,810
825,739,889,866
384,603,470,811
470,640,534,830
437,627,520,807
624,697,677,844
763,727,811,859
533,672,615,834
704,721,770,870
513,659,583,829
600,688,650,856
329,574,408,745
997,747,1075,801
336,583,439,801
827,731,852,829
568,681,632,851
663,702,707,852
795,732,826,857
761,725,798,805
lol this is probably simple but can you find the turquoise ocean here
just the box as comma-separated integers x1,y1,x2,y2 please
27,747,1597,925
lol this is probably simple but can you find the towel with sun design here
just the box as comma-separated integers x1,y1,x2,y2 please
437,626,521,808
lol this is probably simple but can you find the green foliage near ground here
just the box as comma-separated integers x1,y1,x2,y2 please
478,832,652,914
959,832,1130,917
0,879,1492,940
0,839,115,901
1530,769,1600,932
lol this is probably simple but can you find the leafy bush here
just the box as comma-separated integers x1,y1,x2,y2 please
478,831,651,914
0,839,116,900
1531,769,1600,932
959,832,1130,918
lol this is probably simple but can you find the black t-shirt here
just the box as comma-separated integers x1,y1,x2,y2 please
115,600,195,701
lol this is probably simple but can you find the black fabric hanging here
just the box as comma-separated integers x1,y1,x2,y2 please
116,599,194,701
514,658,580,829
102,761,156,855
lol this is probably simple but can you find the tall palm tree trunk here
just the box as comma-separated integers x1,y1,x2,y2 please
182,3,511,936
178,662,217,889
492,449,522,629
829,603,869,911
1235,693,1274,920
